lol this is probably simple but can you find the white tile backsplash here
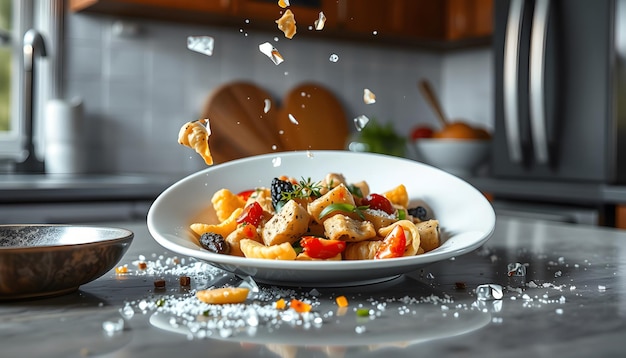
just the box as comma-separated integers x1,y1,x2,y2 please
64,13,493,174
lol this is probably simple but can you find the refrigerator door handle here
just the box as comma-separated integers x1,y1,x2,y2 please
529,0,551,164
503,0,525,163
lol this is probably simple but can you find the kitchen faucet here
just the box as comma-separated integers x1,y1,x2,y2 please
15,29,46,173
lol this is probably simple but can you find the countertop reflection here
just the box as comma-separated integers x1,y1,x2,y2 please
1,216,624,357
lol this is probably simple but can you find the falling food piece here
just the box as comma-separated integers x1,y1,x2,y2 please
353,115,370,131
276,9,297,39
258,42,284,65
288,113,299,125
314,12,326,30
329,53,339,63
196,287,250,304
187,36,214,56
263,98,272,113
363,88,376,104
278,0,290,8
177,119,213,165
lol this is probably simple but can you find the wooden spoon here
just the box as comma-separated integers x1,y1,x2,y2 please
418,80,449,128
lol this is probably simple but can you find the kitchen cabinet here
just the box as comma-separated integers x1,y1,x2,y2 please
445,0,493,40
69,0,492,48
234,0,338,30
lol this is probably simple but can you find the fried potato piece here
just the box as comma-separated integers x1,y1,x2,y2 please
240,239,297,260
212,188,246,222
383,184,409,209
323,214,376,242
196,287,249,304
178,119,213,165
343,241,382,260
190,207,242,238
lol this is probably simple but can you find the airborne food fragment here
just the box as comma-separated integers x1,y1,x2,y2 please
329,53,339,62
314,12,326,30
178,119,213,165
186,36,214,56
363,88,376,104
288,113,299,125
258,42,284,65
278,0,290,8
263,99,272,113
276,9,297,39
353,115,370,131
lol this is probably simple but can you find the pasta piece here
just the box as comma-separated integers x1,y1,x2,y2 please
196,287,249,304
362,208,397,231
262,200,310,246
245,188,274,214
378,220,421,256
350,180,370,198
343,241,382,260
416,219,440,252
212,189,246,223
178,119,213,165
240,239,297,260
323,214,376,242
190,207,243,238
226,224,262,257
308,183,356,224
383,184,409,209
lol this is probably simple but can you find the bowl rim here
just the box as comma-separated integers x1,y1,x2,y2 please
0,224,134,251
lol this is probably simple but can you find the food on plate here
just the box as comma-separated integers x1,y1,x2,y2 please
178,119,213,165
189,173,441,261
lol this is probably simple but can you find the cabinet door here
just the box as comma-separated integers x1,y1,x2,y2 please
446,0,493,40
234,0,337,29
339,0,445,40
70,0,234,15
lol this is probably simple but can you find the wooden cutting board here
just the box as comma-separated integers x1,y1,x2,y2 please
201,82,349,163
277,82,349,151
200,81,282,164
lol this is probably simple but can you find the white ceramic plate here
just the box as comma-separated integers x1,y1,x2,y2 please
147,150,495,286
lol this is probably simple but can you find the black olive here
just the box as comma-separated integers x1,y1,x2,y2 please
199,232,230,254
408,206,428,221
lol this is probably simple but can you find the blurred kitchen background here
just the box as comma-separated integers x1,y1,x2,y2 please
2,0,626,227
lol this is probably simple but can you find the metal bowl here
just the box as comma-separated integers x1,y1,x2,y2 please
0,225,133,300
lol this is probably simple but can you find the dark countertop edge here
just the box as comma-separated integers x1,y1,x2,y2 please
466,176,626,206
0,173,185,203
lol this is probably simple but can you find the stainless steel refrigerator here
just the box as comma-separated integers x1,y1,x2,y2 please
492,0,626,184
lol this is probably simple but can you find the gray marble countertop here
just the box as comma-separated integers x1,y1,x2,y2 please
1,216,625,358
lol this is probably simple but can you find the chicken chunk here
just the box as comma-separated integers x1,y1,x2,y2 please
262,200,310,246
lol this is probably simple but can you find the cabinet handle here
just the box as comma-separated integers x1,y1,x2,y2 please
529,0,551,164
503,0,525,163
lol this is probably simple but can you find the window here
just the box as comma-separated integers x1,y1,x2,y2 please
0,0,62,163
0,0,11,133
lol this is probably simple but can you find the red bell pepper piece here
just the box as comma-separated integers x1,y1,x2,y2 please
300,236,346,259
375,225,406,259
236,202,263,227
